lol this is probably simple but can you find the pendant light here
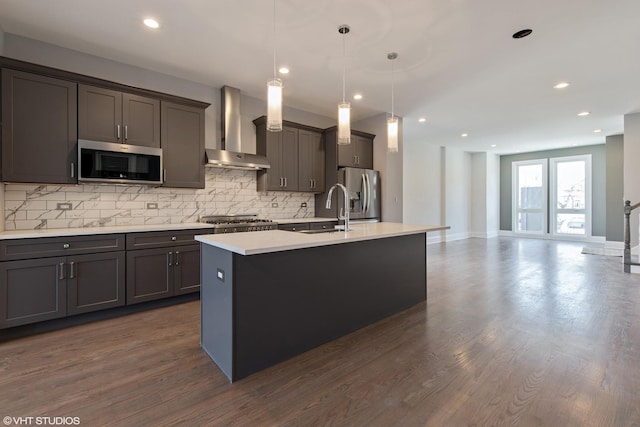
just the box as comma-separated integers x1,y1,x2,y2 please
337,24,351,145
387,52,398,153
267,0,282,132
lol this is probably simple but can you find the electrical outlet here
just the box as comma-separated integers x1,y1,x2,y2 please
272,202,279,208
217,268,225,282
301,202,307,208
56,202,72,211
147,202,158,209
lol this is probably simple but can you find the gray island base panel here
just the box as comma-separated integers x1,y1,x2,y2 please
200,232,427,382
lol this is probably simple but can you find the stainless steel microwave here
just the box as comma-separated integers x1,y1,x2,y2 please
78,139,163,185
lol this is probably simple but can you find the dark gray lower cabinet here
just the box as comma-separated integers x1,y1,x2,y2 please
67,252,126,315
0,257,67,328
126,243,201,304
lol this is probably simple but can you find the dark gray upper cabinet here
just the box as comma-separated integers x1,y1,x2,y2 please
298,129,325,192
337,132,374,169
161,101,205,188
255,121,299,191
1,68,78,184
78,84,161,148
254,116,325,193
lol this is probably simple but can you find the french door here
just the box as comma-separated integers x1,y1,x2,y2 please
512,155,592,238
512,159,548,234
550,155,591,237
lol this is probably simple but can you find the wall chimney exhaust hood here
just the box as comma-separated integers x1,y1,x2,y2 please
205,86,270,170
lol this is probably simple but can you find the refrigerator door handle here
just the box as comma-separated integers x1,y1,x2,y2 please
361,173,368,214
365,173,371,212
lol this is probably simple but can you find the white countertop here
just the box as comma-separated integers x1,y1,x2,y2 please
0,223,214,240
195,222,449,255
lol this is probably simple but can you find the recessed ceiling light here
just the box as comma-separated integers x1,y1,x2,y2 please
491,144,497,148
593,129,602,133
353,94,363,100
278,67,290,74
143,18,160,29
418,117,426,123
577,111,590,116
512,29,532,39
461,133,468,137
553,82,570,89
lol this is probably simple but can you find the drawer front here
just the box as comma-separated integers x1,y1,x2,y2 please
126,229,212,250
0,234,125,261
309,221,338,231
278,223,310,232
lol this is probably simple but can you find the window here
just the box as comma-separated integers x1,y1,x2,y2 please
512,159,548,234
550,155,592,237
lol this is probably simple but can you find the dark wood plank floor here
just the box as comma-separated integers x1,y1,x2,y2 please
1,237,639,426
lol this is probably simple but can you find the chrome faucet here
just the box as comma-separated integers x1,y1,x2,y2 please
326,183,350,232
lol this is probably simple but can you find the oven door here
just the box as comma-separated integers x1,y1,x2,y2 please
78,139,163,185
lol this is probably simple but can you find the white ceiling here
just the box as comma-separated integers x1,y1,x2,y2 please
1,0,639,154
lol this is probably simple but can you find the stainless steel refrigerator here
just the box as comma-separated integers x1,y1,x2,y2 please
333,167,381,221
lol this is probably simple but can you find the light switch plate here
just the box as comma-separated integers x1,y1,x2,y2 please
147,203,158,209
271,202,279,208
217,268,224,282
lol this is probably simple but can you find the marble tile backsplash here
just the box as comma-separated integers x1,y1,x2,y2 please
3,168,315,230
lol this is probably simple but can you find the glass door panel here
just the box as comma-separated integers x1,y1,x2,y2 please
513,160,547,234
551,156,591,236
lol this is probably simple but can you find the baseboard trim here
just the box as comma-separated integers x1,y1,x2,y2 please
445,232,470,242
469,231,500,239
499,230,605,244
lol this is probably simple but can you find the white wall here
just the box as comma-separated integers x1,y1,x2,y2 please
403,140,442,242
354,113,403,222
443,147,472,241
624,112,640,247
470,152,500,238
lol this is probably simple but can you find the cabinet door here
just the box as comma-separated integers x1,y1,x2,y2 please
0,257,67,329
126,248,173,304
173,244,200,295
337,136,357,168
161,101,205,188
263,129,285,191
298,130,324,192
282,126,299,191
1,69,77,184
278,223,310,232
78,85,122,143
123,93,160,148
67,252,126,315
354,135,374,169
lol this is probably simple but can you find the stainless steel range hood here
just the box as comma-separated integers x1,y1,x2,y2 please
205,86,270,170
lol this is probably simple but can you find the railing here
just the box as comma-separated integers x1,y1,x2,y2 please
623,200,640,272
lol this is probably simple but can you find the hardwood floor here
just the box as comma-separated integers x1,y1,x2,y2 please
1,237,639,426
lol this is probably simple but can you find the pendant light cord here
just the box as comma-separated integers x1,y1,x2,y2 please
272,0,277,78
391,58,395,119
342,30,346,103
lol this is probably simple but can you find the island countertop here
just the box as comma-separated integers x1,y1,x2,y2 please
195,222,448,255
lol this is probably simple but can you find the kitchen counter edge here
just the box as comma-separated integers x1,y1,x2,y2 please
0,223,215,240
195,222,449,255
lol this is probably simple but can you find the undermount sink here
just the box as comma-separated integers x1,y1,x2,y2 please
297,228,341,234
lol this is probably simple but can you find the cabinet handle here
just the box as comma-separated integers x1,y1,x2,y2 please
58,262,65,280
279,177,283,187
163,169,167,182
124,125,128,141
284,177,287,188
116,124,121,140
70,162,75,178
69,261,75,279
175,251,180,266
168,251,173,267
171,236,177,241
63,243,70,249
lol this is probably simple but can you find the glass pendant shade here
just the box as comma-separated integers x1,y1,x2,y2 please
387,116,398,153
267,78,283,132
337,102,351,145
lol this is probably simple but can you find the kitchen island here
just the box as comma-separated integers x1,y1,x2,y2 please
195,222,448,381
